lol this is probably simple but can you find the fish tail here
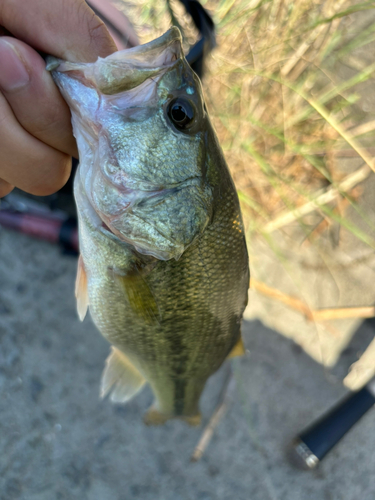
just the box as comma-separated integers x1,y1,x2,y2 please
144,377,205,425
143,406,201,426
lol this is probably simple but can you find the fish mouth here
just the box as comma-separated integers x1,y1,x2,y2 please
48,27,184,95
104,26,183,68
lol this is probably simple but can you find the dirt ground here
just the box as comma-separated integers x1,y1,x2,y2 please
1,227,375,500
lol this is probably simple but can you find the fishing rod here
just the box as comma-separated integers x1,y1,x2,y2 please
0,193,78,254
292,377,375,468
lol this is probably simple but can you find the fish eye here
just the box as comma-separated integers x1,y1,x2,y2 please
167,98,195,131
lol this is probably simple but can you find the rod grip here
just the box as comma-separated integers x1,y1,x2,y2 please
294,386,375,468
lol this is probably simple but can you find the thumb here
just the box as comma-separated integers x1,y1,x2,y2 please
0,0,117,62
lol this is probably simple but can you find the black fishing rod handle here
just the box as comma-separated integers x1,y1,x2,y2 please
293,379,375,468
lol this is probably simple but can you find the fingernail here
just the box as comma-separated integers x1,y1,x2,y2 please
0,38,30,92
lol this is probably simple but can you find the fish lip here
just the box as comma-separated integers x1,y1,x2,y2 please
47,27,183,75
105,26,183,66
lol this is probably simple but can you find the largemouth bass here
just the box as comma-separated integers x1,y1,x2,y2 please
49,27,249,425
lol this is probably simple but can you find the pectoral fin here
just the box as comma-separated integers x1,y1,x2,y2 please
101,347,146,403
115,270,159,325
227,336,245,359
75,255,88,321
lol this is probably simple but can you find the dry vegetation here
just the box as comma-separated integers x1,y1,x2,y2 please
120,0,375,244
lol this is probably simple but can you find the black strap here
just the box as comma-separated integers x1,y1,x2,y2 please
178,0,216,77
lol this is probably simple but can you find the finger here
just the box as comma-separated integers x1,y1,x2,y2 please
0,178,13,198
0,0,117,62
88,0,139,49
0,37,77,157
0,92,71,196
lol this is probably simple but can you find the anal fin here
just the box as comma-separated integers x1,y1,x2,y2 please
101,347,146,403
227,336,246,359
75,255,88,321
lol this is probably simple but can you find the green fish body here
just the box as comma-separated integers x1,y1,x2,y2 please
50,28,249,424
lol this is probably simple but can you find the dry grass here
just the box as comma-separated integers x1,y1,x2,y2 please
250,278,375,321
120,0,375,244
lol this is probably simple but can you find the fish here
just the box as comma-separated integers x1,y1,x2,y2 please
48,27,249,425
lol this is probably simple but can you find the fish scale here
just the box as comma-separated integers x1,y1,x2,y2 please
49,27,249,424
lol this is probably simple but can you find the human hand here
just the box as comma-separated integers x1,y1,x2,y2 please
0,0,117,198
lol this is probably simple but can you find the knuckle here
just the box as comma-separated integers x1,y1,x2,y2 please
61,2,116,61
31,102,70,140
87,12,107,39
84,10,115,58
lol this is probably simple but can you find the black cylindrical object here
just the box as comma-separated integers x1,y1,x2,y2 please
293,379,375,468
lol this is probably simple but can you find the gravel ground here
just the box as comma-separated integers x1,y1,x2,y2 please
1,227,375,500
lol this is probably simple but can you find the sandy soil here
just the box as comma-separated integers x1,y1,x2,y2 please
0,227,374,500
